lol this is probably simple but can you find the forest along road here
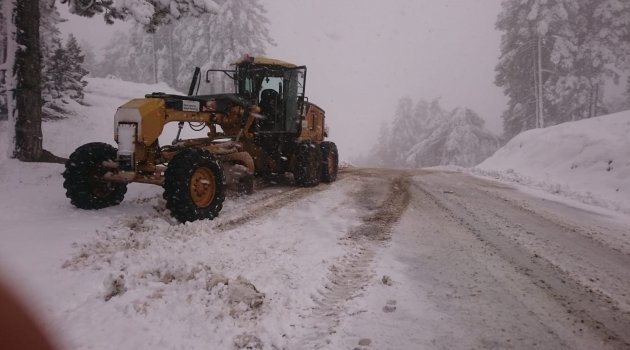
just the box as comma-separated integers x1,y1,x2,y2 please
315,167,630,350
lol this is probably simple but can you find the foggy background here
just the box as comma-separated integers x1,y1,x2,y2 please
58,0,508,159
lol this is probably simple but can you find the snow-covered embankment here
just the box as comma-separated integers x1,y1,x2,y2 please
473,111,630,214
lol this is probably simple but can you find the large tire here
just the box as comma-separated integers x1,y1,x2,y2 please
163,149,225,223
320,141,339,183
294,141,321,187
63,142,127,209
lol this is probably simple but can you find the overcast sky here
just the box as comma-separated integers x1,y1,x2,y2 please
59,0,507,159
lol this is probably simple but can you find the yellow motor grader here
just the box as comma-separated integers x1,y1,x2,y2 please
63,56,338,222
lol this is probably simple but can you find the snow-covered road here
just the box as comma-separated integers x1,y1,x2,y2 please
1,165,629,349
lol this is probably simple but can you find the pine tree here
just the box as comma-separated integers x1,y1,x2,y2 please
388,97,417,167
40,0,66,116
79,39,97,76
156,23,179,89
39,5,88,118
368,97,500,168
98,31,133,79
63,34,88,100
205,0,275,93
174,14,213,92
92,0,275,94
371,122,393,167
3,0,219,161
131,27,158,84
496,0,630,140
545,0,628,122
495,0,574,139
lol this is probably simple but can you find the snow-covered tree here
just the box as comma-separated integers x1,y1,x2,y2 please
405,107,501,167
62,34,89,100
61,0,219,30
496,0,630,140
132,28,159,84
204,0,275,93
2,0,218,161
79,39,98,77
388,97,417,166
546,0,630,122
155,0,275,93
40,1,75,119
495,0,575,138
92,0,274,94
156,23,180,89
34,2,89,120
369,122,393,167
98,31,134,79
173,15,213,92
369,98,501,168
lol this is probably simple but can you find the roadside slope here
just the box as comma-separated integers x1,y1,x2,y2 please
473,111,630,214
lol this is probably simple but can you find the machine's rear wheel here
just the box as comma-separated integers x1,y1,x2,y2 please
63,142,127,209
163,149,225,223
294,141,321,187
320,141,339,183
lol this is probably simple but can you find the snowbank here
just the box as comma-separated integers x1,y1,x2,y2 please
473,111,630,214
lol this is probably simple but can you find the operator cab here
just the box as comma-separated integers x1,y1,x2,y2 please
235,56,307,134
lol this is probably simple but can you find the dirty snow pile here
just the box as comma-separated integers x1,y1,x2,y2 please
473,110,630,214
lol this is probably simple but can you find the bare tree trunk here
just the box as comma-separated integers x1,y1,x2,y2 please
12,0,63,162
152,32,158,84
536,35,544,128
532,44,539,129
168,25,176,89
2,0,17,157
589,83,599,118
13,0,43,161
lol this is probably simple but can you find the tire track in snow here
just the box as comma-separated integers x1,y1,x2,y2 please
215,176,351,232
63,175,350,269
414,172,630,349
297,172,411,348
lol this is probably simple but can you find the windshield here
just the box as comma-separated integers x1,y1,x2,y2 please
237,65,305,102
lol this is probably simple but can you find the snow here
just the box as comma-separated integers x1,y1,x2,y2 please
0,78,361,349
1,77,629,349
473,110,630,214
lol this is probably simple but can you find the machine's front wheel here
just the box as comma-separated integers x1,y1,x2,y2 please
63,142,127,209
320,141,339,183
294,142,321,187
163,149,225,223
